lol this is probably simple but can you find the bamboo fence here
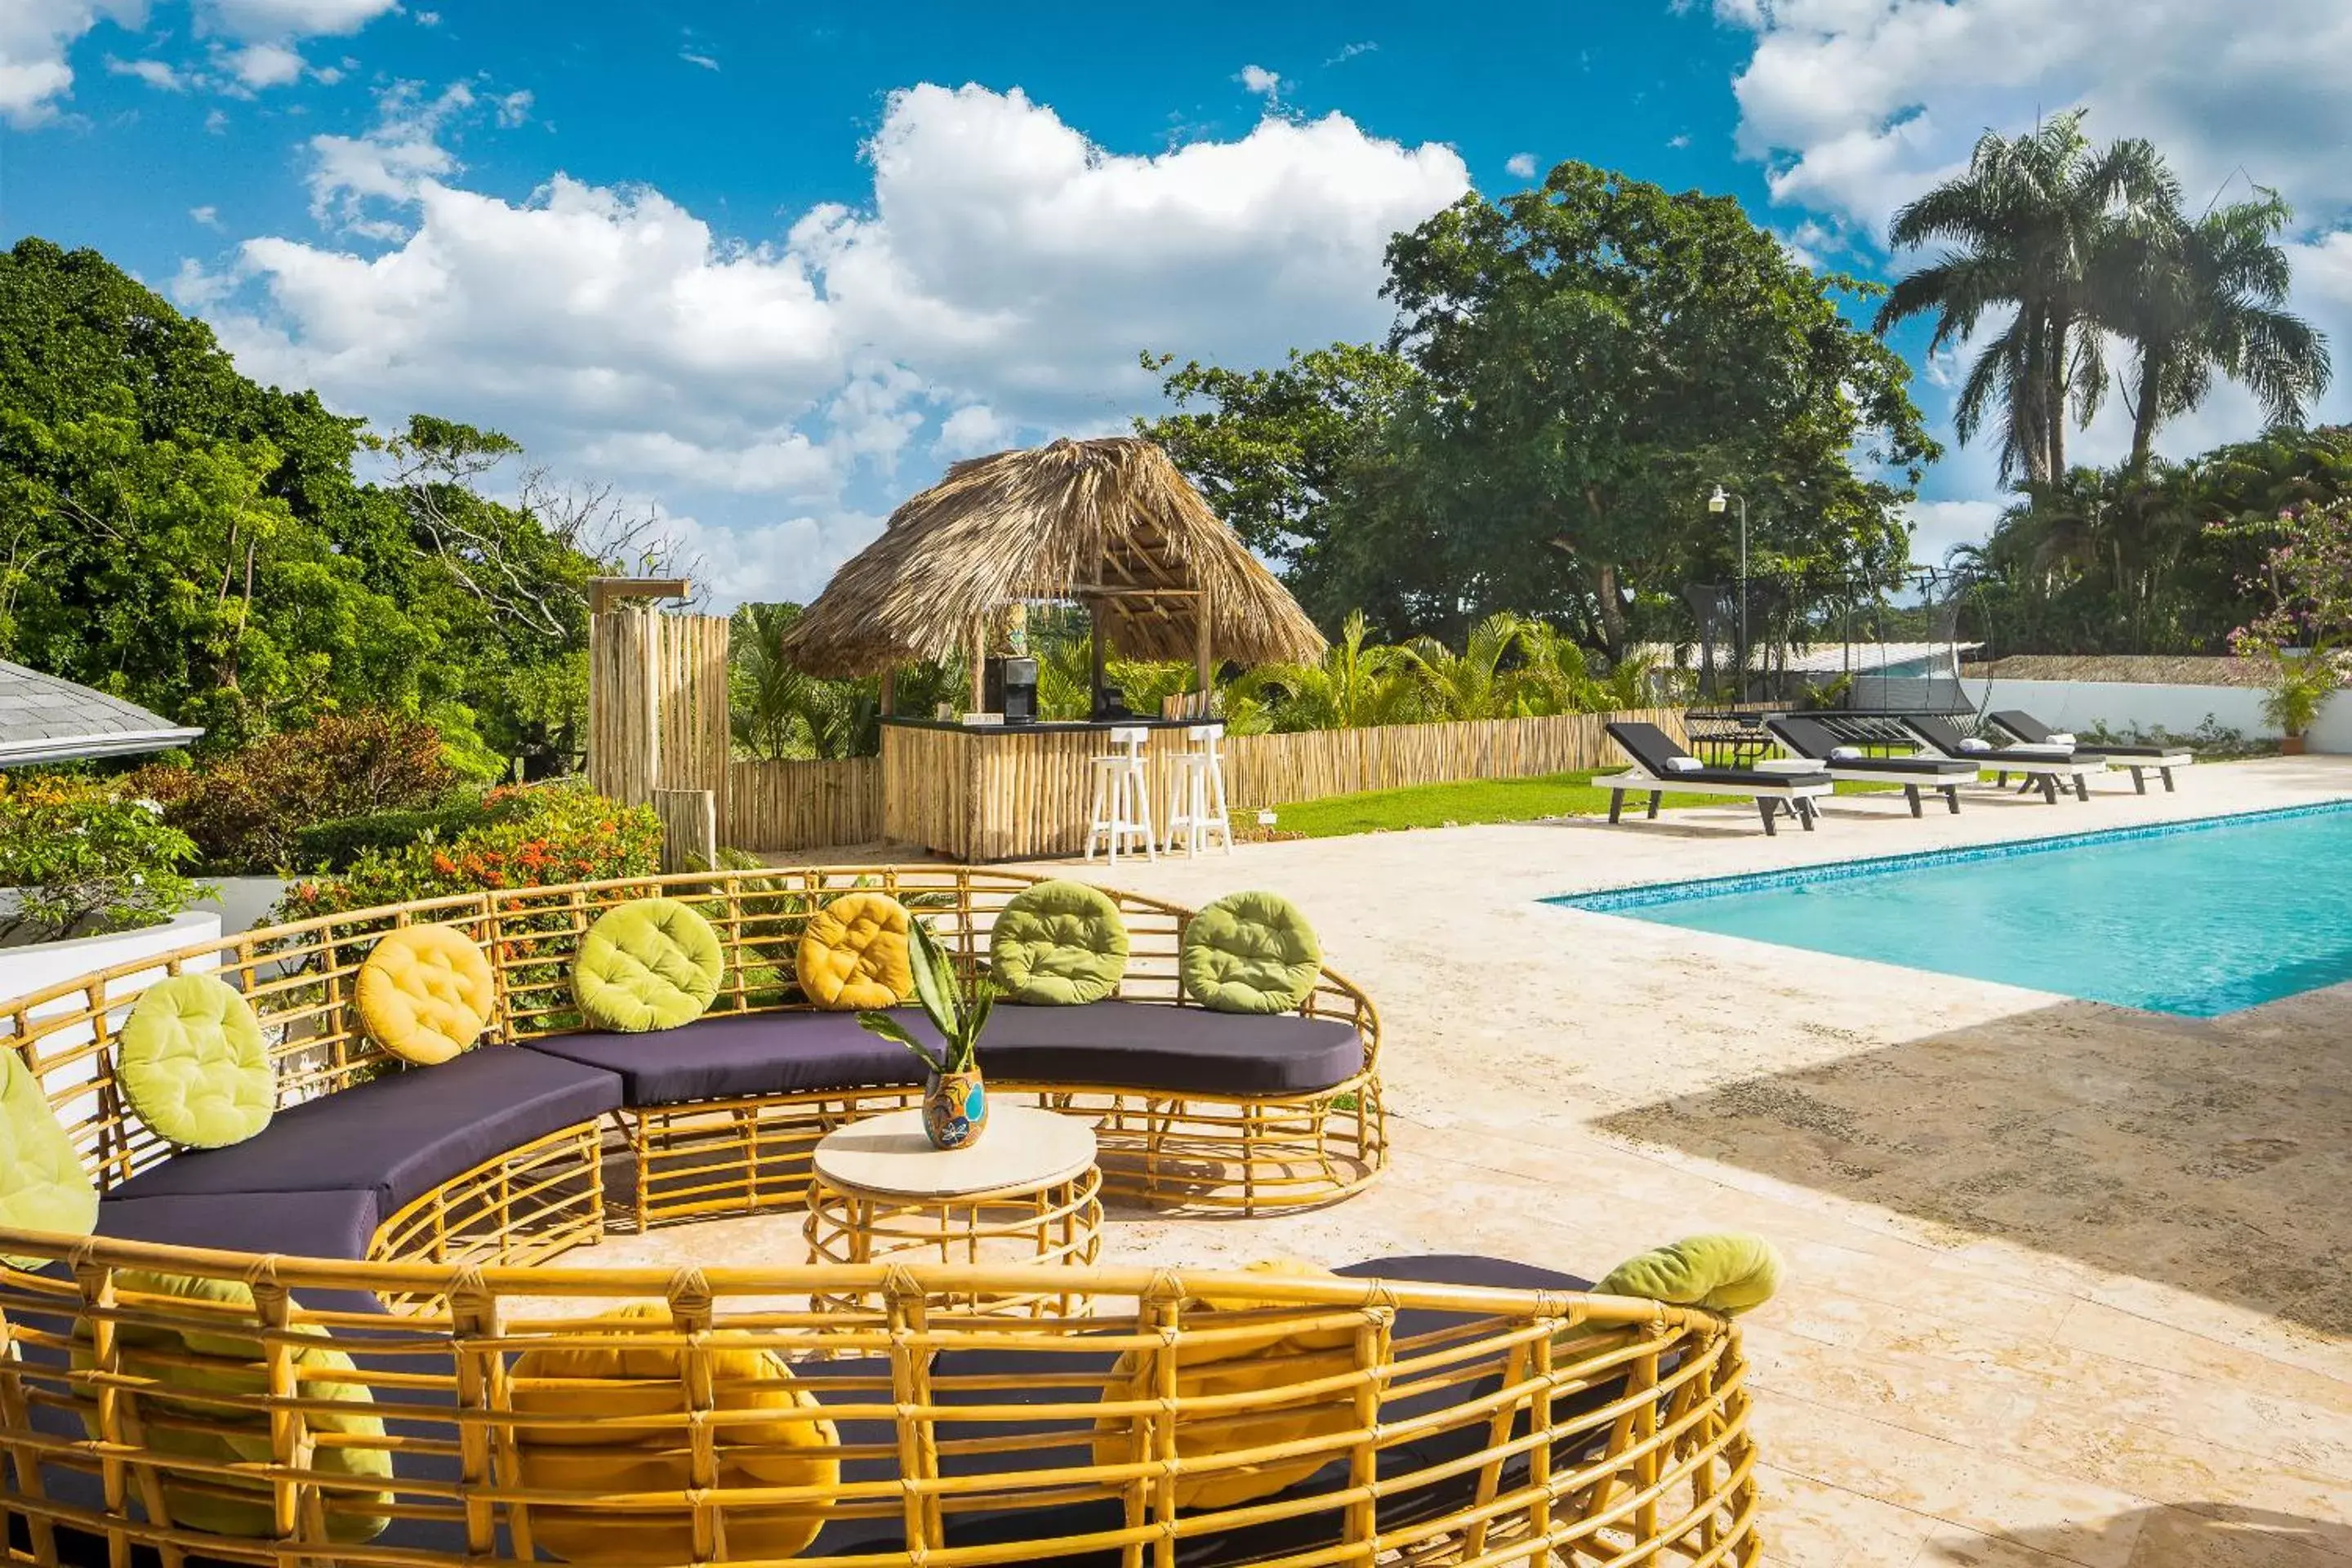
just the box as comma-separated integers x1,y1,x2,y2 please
586,610,731,817
725,756,885,850
1218,707,1690,808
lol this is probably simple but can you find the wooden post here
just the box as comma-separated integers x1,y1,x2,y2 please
1089,604,1107,710
968,624,986,715
879,666,897,718
653,788,718,873
1193,586,1213,701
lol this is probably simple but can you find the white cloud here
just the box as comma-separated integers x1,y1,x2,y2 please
1,0,143,125
935,403,1013,458
108,54,184,90
199,0,400,40
183,82,1467,604
1902,499,2003,564
190,203,221,227
1504,152,1537,179
1326,41,1376,65
680,51,718,71
1716,0,2352,241
1667,132,1690,149
1236,64,1281,98
220,39,304,87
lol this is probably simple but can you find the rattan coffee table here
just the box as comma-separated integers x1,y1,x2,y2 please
804,1104,1103,1317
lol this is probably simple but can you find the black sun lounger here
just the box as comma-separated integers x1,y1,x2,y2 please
1763,715,1974,817
1897,714,2105,803
1984,709,2192,794
1599,721,1833,835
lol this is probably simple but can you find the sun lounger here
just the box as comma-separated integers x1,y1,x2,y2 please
1763,715,1975,817
1897,715,2104,803
1599,721,1833,835
1983,709,2192,794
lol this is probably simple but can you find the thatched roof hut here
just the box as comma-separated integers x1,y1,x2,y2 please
781,437,1325,684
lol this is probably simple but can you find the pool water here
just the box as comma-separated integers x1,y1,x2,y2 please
1549,804,2352,1016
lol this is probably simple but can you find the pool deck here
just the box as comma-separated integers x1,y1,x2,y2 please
1027,756,2352,1568
615,758,2352,1566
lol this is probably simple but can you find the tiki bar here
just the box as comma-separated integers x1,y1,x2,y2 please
782,436,1325,861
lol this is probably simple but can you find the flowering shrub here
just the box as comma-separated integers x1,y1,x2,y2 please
0,777,210,944
2215,498,2352,736
270,782,661,924
127,710,473,874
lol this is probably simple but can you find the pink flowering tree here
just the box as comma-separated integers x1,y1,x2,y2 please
2216,498,2352,738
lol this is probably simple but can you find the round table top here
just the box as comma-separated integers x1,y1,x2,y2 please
812,1106,1097,1199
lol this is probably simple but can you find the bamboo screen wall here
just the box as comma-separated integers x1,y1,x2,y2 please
586,610,732,815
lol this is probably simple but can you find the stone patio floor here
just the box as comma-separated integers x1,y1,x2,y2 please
610,756,2352,1566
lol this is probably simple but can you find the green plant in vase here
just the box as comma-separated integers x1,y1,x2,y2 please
858,917,996,1149
2260,648,2339,753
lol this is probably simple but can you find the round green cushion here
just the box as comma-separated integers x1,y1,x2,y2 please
0,1050,98,1267
72,1269,393,1542
991,880,1130,1005
1597,1233,1782,1316
572,898,724,1032
118,974,274,1150
1178,891,1322,1015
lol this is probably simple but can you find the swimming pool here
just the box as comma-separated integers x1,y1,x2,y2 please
1548,802,2352,1016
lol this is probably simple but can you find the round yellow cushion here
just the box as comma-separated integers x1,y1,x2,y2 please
572,898,724,1033
72,1270,392,1543
1597,1232,1783,1316
0,1050,98,1268
511,1304,839,1561
356,924,496,1065
795,893,913,1011
116,974,274,1150
1093,1260,1356,1511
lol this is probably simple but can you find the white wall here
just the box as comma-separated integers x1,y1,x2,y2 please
0,911,223,1134
1957,676,2352,751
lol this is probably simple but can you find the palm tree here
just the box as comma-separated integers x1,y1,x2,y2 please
1402,611,1523,719
728,602,877,759
1877,110,2176,485
2103,188,2331,472
1227,609,1419,731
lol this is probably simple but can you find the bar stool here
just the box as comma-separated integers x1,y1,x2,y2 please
1164,723,1232,857
1083,727,1156,864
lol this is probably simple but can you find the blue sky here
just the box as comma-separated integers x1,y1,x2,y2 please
7,1,2352,604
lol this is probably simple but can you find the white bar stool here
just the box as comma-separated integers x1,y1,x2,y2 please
1083,726,1156,863
1164,723,1232,857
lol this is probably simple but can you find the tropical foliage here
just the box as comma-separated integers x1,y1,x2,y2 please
0,777,210,944
1879,109,2328,485
1144,162,1936,656
0,238,682,768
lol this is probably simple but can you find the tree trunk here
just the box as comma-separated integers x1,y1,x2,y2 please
1592,561,1627,662
2044,315,2069,481
2127,348,2166,474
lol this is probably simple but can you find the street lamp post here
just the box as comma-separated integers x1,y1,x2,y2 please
1708,485,1748,697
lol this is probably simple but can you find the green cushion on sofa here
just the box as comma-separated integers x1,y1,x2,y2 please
1178,891,1322,1015
118,974,274,1150
72,1269,393,1542
572,898,724,1032
0,1050,98,1266
1597,1233,1782,1316
991,880,1130,1005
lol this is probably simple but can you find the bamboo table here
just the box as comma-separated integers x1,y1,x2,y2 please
804,1106,1103,1317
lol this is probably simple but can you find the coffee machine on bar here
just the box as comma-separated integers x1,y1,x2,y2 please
983,657,1039,723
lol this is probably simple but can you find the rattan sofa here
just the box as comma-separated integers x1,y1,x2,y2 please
0,865,1766,1568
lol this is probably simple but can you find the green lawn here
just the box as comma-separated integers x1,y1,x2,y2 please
1263,770,1890,839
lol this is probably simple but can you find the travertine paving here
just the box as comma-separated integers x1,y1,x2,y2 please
596,758,2352,1566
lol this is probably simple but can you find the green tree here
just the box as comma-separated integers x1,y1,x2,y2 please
2103,188,2331,472
1381,163,1936,656
1402,611,1523,719
1226,610,1421,731
1876,110,2175,484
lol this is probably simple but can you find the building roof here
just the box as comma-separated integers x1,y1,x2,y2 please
780,436,1326,677
1784,641,1980,675
0,661,203,766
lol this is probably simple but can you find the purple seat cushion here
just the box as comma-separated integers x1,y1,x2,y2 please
521,1008,933,1107
96,1188,381,1262
983,1001,1364,1096
108,1046,622,1214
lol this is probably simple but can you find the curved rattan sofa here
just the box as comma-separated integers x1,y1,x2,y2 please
0,865,1766,1567
18,866,1384,1264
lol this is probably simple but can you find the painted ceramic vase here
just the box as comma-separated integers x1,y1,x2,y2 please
923,1069,988,1151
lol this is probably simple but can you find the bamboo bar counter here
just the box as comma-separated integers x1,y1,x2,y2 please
884,715,1199,861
